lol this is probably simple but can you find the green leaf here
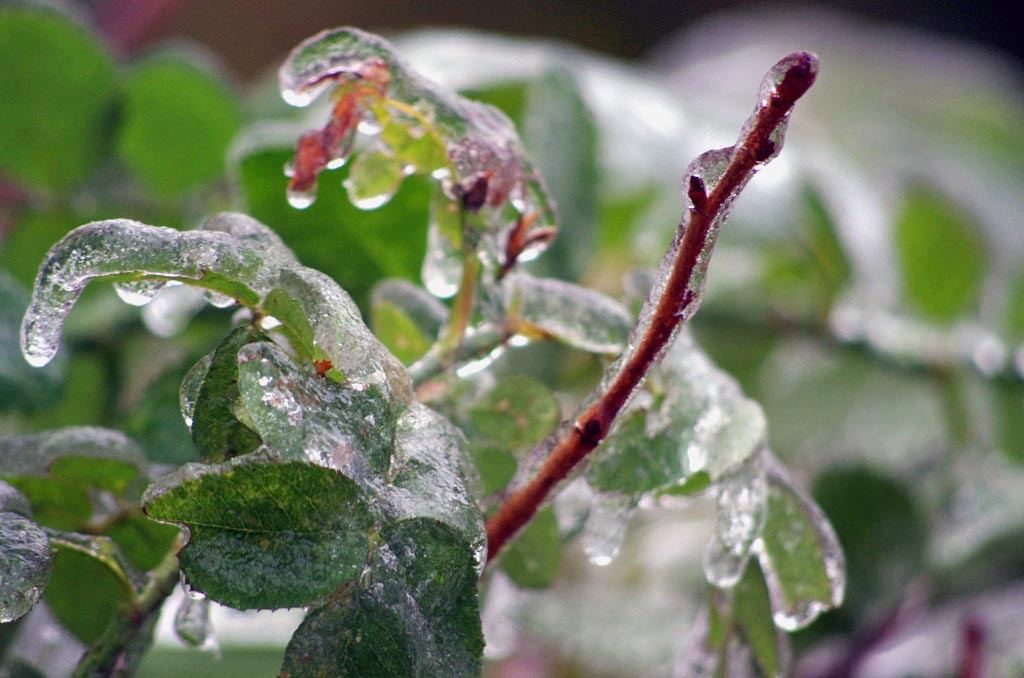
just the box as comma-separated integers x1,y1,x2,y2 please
468,375,560,450
0,209,77,288
995,381,1024,465
43,549,124,643
894,186,987,323
523,68,599,281
190,325,264,462
106,513,180,572
504,272,633,354
386,404,485,558
0,270,65,411
811,465,926,620
0,7,116,188
235,341,398,476
0,512,52,623
144,452,375,609
281,519,483,677
732,560,789,678
117,52,242,194
757,457,845,631
499,506,561,589
469,445,517,497
19,214,300,368
587,408,683,494
370,300,433,365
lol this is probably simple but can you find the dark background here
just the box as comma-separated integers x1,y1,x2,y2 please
86,0,1019,80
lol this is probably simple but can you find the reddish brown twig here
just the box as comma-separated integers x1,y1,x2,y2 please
485,51,819,562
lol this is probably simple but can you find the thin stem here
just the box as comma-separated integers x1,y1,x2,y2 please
435,236,481,366
73,538,181,678
484,52,819,562
409,322,510,386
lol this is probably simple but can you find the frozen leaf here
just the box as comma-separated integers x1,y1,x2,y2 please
498,506,561,589
468,375,561,450
0,512,52,623
895,186,986,323
281,518,483,677
703,456,767,588
385,403,486,564
756,454,845,631
143,451,376,609
0,271,65,411
235,341,397,478
261,267,412,402
0,6,116,188
0,480,31,517
470,446,517,497
370,301,434,365
587,409,683,494
189,325,264,462
503,272,633,354
19,214,298,368
117,52,242,194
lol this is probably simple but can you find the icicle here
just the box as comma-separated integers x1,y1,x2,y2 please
702,454,767,588
582,491,637,566
173,595,218,654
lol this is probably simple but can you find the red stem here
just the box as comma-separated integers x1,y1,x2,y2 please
485,51,818,562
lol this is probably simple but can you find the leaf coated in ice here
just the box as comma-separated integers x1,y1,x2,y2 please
755,454,845,631
0,512,52,623
144,452,375,610
281,519,483,678
503,272,633,354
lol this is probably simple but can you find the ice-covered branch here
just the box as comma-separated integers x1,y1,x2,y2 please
485,51,819,562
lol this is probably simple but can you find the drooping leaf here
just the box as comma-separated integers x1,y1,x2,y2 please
0,512,51,624
894,186,987,323
117,52,242,194
144,451,376,609
0,7,117,188
757,455,845,631
0,271,65,411
468,375,561,450
19,213,298,368
281,519,483,677
503,272,633,354
499,506,562,589
189,325,265,462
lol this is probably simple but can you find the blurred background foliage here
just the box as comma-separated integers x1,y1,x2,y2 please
1,1,1023,676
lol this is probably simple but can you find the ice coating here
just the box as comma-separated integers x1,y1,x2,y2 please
421,191,464,298
278,26,557,264
235,341,397,482
502,272,634,354
343,146,403,209
0,513,51,623
385,402,487,568
266,266,413,403
179,354,212,429
0,427,146,477
582,490,637,566
19,214,299,368
173,595,218,652
755,453,846,631
702,455,767,588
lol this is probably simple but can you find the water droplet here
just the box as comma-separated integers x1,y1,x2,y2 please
113,279,165,306
143,285,206,338
287,185,317,209
344,149,403,210
180,573,207,601
422,220,462,299
582,490,636,566
174,595,217,652
204,290,236,309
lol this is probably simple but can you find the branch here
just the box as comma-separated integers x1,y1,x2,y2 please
73,539,181,678
485,51,819,562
